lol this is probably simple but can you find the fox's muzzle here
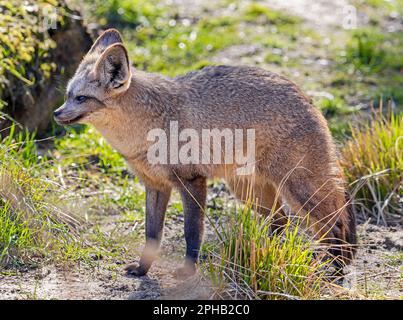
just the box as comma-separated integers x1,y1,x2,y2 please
53,108,63,119
53,104,86,125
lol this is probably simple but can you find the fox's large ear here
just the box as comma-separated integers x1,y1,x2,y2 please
94,43,131,92
89,29,123,54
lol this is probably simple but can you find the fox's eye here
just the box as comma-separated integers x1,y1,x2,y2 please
75,95,88,103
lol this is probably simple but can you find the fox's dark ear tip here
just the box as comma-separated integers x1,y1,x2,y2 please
89,28,123,54
101,28,122,41
102,28,121,34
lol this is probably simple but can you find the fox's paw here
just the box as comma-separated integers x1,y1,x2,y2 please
174,263,197,280
125,263,148,277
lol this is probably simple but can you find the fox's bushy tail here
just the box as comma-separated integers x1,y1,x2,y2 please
329,192,357,268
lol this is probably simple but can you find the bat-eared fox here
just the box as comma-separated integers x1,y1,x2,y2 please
54,29,356,279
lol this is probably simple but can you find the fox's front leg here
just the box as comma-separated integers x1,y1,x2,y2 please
176,176,206,279
125,186,171,276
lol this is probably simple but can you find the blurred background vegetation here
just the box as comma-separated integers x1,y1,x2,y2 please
0,0,401,299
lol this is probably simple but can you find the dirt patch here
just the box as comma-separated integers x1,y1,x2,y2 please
1,221,401,300
344,224,402,299
0,181,400,300
0,259,211,300
0,255,202,300
268,0,354,31
0,192,217,300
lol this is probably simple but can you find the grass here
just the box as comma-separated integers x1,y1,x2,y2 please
342,105,402,224
334,24,403,106
69,0,304,77
318,97,355,119
353,0,403,16
203,196,329,300
53,125,145,214
346,30,386,73
0,125,83,268
243,2,300,25
54,125,126,174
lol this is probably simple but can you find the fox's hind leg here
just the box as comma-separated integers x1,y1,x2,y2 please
176,176,207,279
253,181,288,232
227,177,286,231
226,176,254,204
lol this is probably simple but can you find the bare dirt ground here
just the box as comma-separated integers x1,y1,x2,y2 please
1,220,401,300
0,259,211,300
343,224,402,299
1,180,401,300
0,0,401,299
0,209,215,300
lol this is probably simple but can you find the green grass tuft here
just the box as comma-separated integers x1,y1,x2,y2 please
243,2,299,25
203,199,328,299
342,106,402,223
0,127,83,268
346,30,386,73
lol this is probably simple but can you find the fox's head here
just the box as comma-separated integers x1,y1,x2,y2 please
54,29,131,125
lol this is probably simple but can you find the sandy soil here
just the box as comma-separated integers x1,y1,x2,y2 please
0,211,215,300
1,222,401,300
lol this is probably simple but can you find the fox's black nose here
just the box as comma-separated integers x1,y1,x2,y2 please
53,109,63,118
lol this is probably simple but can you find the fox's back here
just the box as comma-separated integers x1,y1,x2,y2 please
174,65,328,140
